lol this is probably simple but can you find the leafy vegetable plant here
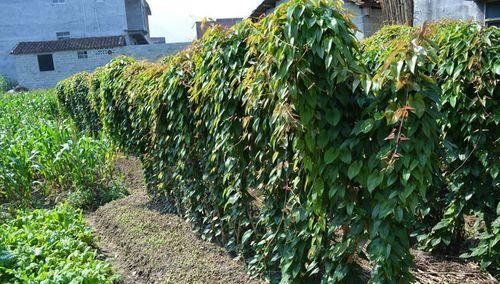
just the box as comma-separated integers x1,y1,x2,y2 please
0,204,117,283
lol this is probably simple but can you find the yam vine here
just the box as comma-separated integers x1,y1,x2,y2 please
56,0,499,282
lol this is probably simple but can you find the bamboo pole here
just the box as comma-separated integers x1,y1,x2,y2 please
379,0,414,26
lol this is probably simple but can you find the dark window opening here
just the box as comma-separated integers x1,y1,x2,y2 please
77,51,88,59
131,34,149,45
37,54,54,72
486,1,500,27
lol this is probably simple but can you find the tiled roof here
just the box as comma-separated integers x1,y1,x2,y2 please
11,36,126,55
250,0,380,18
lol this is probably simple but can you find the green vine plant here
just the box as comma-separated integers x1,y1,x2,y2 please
362,22,499,276
55,1,499,282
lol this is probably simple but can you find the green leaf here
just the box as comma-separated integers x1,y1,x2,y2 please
241,230,253,244
315,178,325,195
0,249,15,267
360,119,374,134
396,60,404,79
367,172,384,193
409,94,425,118
227,193,239,205
326,55,333,69
324,148,338,164
347,161,362,180
408,55,417,74
305,133,315,152
494,63,500,75
339,149,351,164
395,207,404,222
325,109,341,126
449,95,457,107
317,133,329,149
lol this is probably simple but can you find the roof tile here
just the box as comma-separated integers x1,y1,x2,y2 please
11,36,126,55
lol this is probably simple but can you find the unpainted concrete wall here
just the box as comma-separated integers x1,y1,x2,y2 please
363,7,383,37
125,0,149,32
14,42,190,89
344,2,366,39
119,42,190,62
0,0,128,81
414,0,484,26
0,0,151,82
196,18,243,39
15,49,116,90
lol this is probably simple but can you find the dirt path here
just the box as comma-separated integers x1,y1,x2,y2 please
87,157,260,284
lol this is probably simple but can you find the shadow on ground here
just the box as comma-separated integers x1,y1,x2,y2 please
87,156,261,284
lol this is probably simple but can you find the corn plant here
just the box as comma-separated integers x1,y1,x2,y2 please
0,91,126,210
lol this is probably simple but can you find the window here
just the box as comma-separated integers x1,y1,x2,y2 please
52,0,65,4
56,32,70,40
485,1,500,27
77,51,88,59
37,54,54,72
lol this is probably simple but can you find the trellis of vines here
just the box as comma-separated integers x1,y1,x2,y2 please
55,0,498,282
362,22,499,276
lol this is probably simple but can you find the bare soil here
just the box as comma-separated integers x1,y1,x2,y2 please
411,250,497,283
87,156,497,284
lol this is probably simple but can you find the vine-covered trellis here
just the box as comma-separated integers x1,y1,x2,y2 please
56,0,499,282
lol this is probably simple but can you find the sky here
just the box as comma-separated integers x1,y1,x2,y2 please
147,0,263,43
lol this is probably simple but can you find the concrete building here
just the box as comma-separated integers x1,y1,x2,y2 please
196,18,243,39
250,0,500,37
250,0,383,39
10,37,188,89
485,0,500,26
0,0,189,89
414,0,500,27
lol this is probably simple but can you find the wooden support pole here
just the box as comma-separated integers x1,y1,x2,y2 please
379,0,414,26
